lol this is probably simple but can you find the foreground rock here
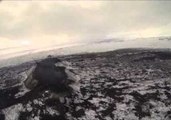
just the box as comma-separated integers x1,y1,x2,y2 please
0,49,171,120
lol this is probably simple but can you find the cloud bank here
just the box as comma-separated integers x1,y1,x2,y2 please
0,1,171,49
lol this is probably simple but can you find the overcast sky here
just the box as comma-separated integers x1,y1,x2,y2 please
0,1,171,50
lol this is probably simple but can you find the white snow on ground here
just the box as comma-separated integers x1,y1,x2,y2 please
14,84,30,98
46,107,60,116
85,110,97,120
0,37,171,68
0,48,171,120
2,104,23,120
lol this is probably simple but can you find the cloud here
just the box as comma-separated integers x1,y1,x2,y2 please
0,1,171,46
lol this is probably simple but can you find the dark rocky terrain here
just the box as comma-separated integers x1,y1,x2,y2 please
0,48,171,120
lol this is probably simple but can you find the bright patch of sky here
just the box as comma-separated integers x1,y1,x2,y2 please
0,1,171,55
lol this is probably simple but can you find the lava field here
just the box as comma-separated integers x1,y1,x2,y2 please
0,49,171,120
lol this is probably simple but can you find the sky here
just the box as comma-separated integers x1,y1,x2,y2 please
0,1,171,53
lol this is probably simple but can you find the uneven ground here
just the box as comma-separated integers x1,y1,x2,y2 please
0,49,171,120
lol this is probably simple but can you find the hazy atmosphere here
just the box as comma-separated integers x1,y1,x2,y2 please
0,1,171,58
1,1,171,120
